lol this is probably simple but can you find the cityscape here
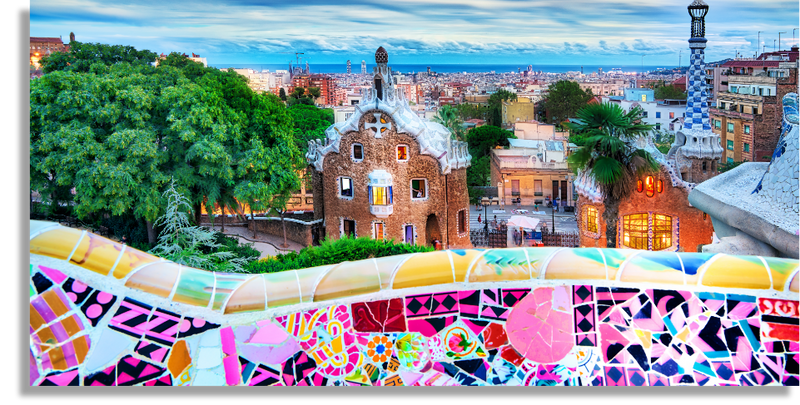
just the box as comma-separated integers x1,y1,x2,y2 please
26,0,800,389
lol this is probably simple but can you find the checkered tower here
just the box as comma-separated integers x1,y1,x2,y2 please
684,0,711,131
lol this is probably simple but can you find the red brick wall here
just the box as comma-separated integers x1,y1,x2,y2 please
577,166,714,252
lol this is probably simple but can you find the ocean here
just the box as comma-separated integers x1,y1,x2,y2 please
209,63,676,74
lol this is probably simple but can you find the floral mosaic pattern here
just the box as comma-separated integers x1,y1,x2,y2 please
29,261,799,386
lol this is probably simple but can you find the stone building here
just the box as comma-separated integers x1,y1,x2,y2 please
30,34,71,68
307,47,473,248
574,0,720,253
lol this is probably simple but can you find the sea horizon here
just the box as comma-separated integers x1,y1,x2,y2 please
209,63,680,74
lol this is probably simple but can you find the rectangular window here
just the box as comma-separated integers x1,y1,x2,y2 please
458,210,467,233
585,206,598,233
340,177,353,197
669,112,675,119
622,213,648,250
744,125,750,134
404,225,414,244
534,180,543,196
397,145,408,161
727,140,734,150
652,214,672,250
744,143,750,152
411,179,427,199
343,219,355,238
727,122,734,133
714,120,721,129
727,157,734,164
511,180,520,196
371,186,390,205
374,223,384,241
352,143,363,160
656,112,661,118
642,111,648,118
656,124,661,130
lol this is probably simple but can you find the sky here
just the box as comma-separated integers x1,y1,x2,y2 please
30,0,800,67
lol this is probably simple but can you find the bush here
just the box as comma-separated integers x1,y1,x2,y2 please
243,236,434,274
208,232,261,261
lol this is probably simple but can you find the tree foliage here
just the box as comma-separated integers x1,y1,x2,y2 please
566,103,657,248
433,104,465,140
30,44,303,245
466,125,514,159
455,103,488,122
487,89,517,126
543,80,594,125
287,104,334,154
39,41,157,74
654,84,687,100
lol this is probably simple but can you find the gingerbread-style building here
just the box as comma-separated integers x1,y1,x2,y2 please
306,47,473,248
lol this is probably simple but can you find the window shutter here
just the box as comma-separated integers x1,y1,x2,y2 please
388,186,393,204
368,185,372,204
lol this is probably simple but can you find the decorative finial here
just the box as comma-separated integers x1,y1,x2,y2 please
375,46,388,64
688,0,709,38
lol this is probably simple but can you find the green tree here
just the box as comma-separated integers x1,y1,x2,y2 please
455,103,487,122
487,89,517,126
654,85,687,100
307,87,321,99
566,103,658,248
39,41,157,74
466,125,514,158
543,80,594,125
287,104,334,154
279,88,287,101
433,104,465,140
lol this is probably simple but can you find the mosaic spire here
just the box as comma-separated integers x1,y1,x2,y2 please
684,0,711,131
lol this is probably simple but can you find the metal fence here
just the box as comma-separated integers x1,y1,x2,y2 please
470,229,507,248
541,231,580,247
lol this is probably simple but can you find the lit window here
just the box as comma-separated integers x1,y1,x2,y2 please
411,179,427,199
374,222,385,241
397,145,408,161
669,112,675,119
645,176,655,198
652,214,672,250
622,213,648,250
585,206,598,233
340,177,353,197
637,180,643,193
657,179,663,193
352,143,363,160
727,140,734,150
370,186,391,205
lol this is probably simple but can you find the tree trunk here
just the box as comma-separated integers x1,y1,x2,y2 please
193,202,202,226
281,210,289,248
220,204,225,233
146,219,157,246
251,206,256,238
603,198,620,248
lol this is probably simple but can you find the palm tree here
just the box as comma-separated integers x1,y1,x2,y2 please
567,103,659,248
433,104,465,141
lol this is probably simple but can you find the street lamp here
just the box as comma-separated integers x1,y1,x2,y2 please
480,198,490,232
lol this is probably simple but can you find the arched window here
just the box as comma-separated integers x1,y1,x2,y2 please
637,180,643,193
585,206,598,233
657,179,663,193
645,176,655,197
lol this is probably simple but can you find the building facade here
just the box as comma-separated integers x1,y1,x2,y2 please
290,74,336,106
307,47,473,248
30,35,70,68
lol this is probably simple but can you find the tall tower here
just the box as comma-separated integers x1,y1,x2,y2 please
685,0,711,131
347,60,351,74
361,60,366,74
666,0,723,184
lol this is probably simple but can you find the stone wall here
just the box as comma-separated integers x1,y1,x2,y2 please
251,217,319,247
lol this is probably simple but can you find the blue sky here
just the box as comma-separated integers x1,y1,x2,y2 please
30,0,800,66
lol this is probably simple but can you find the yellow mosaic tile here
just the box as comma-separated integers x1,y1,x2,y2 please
210,273,252,311
112,248,162,279
601,249,640,280
763,257,799,291
700,255,771,290
392,252,453,289
374,254,414,289
619,252,685,285
544,248,608,280
468,248,531,283
224,275,265,314
124,262,181,298
449,249,485,282
30,227,83,261
522,247,561,278
172,267,216,307
68,233,124,276
296,265,331,304
264,271,302,307
313,262,380,302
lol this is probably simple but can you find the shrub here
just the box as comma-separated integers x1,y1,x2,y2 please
243,236,434,274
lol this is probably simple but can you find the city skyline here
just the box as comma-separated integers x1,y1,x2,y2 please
30,0,800,66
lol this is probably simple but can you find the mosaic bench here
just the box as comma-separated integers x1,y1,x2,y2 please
29,220,799,386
